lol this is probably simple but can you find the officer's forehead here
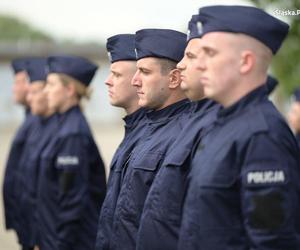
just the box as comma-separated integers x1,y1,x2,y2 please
185,38,202,53
111,60,136,68
136,57,159,68
46,73,61,83
110,60,136,72
15,71,28,78
200,32,248,49
202,32,236,42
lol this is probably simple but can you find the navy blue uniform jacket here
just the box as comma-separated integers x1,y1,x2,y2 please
3,110,34,234
37,106,106,250
95,108,146,250
17,114,58,247
178,86,300,250
110,99,191,250
136,99,218,250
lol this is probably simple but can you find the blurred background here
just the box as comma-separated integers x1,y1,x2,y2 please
0,0,299,248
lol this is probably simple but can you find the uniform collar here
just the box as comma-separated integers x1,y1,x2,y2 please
146,99,190,122
59,105,80,122
190,98,216,113
123,108,146,128
61,105,80,115
25,107,31,117
37,113,58,124
217,85,268,119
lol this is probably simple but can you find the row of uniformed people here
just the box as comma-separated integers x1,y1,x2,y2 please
3,4,300,250
96,5,300,250
3,56,107,250
16,58,59,249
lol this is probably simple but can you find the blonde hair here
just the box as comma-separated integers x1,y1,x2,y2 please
58,73,92,100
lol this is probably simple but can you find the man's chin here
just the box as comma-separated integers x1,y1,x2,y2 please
138,99,147,108
180,82,189,91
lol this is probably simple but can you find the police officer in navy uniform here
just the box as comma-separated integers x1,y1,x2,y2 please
2,58,35,244
95,34,146,250
36,55,106,250
288,88,300,148
136,16,283,249
178,6,300,249
109,29,190,250
15,57,58,250
136,16,219,250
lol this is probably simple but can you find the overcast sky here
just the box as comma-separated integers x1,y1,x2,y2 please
0,0,254,42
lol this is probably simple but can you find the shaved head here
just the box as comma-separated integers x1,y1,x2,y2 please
232,33,273,74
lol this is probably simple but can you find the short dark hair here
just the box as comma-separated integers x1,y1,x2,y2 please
155,58,177,75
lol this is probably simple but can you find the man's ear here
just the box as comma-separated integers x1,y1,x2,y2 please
168,69,182,89
65,82,77,97
240,50,255,74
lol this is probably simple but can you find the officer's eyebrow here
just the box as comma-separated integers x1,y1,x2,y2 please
202,45,218,54
137,66,151,73
185,51,197,58
111,70,121,76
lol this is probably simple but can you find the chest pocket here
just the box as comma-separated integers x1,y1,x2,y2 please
164,148,191,168
132,151,163,171
198,161,239,188
120,152,163,215
149,148,192,222
195,142,240,188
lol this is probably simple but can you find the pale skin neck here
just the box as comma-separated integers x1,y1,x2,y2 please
220,75,267,108
43,108,56,118
58,96,80,114
156,91,187,111
124,102,140,115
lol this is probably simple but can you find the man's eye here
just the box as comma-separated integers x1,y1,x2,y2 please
206,49,216,57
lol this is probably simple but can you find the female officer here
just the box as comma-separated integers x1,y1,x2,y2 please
36,55,106,250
